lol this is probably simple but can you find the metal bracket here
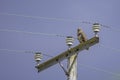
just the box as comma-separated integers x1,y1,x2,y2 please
58,62,69,76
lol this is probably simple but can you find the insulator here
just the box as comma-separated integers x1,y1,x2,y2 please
92,23,100,32
34,52,42,63
66,36,74,47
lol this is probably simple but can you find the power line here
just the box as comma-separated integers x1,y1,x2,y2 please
0,12,120,33
99,43,120,53
0,12,92,24
1,29,120,53
0,48,53,57
0,12,114,29
0,48,120,77
0,29,78,39
100,24,120,32
0,29,67,38
79,63,120,77
0,29,120,53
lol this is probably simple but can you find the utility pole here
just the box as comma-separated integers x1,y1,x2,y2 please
67,53,77,80
34,23,100,80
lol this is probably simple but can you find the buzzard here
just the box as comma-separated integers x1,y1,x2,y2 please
77,28,89,50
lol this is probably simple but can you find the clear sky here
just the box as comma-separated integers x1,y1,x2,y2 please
0,0,120,80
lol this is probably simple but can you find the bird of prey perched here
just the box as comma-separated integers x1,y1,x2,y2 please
77,28,89,50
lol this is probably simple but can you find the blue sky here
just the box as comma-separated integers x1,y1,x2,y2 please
0,0,120,80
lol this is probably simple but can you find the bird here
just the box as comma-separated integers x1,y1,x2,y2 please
77,28,89,50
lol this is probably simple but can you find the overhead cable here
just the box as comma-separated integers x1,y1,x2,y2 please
0,12,91,23
0,12,120,32
0,29,67,38
0,29,78,39
79,63,120,77
0,48,53,57
99,43,120,53
0,48,120,77
0,29,120,53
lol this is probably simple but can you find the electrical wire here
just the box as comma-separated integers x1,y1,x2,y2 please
0,28,120,54
0,48,53,57
1,12,115,30
100,24,120,32
0,44,120,78
0,29,78,39
0,45,120,77
1,49,119,77
0,29,67,38
0,44,119,56
0,12,120,33
0,29,120,54
0,12,92,24
79,63,120,77
99,43,120,53
79,44,120,77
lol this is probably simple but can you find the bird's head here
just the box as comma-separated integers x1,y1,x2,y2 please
77,28,83,33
